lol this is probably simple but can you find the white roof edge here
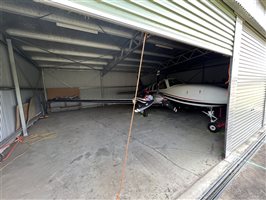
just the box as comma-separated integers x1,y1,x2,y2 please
260,0,266,9
223,0,266,38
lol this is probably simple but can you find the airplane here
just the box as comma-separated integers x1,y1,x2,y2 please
48,77,228,133
138,78,228,132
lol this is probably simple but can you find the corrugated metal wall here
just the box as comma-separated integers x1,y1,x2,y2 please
43,69,137,106
0,40,41,143
45,0,236,55
264,98,266,127
226,24,266,156
0,90,17,143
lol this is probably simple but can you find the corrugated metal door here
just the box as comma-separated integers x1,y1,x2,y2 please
264,98,266,127
0,92,2,142
226,24,266,156
43,0,235,55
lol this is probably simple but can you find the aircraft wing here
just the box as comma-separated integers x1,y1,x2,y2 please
47,99,133,104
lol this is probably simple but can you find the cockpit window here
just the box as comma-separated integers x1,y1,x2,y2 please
158,81,167,89
152,83,156,91
168,79,183,87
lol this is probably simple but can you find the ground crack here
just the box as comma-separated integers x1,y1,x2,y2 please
92,118,199,177
133,137,200,177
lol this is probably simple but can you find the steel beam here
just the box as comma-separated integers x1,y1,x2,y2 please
100,75,104,99
41,68,48,114
1,1,187,51
39,66,148,74
101,32,146,76
41,68,48,102
0,39,40,71
8,36,99,70
160,48,210,71
6,39,28,136
6,29,121,51
31,56,108,65
21,46,114,59
48,99,132,104
22,45,173,59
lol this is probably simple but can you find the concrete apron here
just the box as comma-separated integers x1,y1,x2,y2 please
1,106,225,199
176,130,266,199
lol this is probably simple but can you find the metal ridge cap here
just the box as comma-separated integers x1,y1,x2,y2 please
223,0,266,38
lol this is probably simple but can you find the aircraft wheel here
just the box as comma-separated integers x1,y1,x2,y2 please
143,110,148,117
208,122,219,133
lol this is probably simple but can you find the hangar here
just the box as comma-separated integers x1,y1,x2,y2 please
0,0,266,199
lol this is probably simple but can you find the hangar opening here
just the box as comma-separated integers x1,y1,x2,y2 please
0,0,235,199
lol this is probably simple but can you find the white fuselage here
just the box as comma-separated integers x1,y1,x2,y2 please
160,84,227,107
155,80,228,108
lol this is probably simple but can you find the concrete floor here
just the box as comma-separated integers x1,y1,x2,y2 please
220,143,266,200
0,105,224,199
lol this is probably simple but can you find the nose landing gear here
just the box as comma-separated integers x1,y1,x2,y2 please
207,121,225,133
203,107,225,133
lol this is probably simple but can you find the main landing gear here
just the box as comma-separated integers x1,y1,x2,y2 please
163,100,178,113
202,107,225,133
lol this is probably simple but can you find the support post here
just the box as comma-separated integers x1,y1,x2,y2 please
6,39,28,136
41,68,47,101
100,75,104,99
100,75,104,107
41,68,48,113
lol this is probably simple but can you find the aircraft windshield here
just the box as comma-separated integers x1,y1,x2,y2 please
168,79,183,87
158,81,167,89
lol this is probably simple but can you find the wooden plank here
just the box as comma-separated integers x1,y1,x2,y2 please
16,103,29,130
46,88,80,100
28,97,37,123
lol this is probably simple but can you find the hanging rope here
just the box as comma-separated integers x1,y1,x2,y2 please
116,32,148,200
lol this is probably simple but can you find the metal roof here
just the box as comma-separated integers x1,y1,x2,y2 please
223,0,266,38
0,0,200,75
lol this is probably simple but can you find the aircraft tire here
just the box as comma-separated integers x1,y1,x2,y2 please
143,110,148,117
208,122,219,133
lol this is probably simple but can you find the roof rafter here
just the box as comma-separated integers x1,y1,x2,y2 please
1,1,186,53
160,48,211,71
101,32,148,76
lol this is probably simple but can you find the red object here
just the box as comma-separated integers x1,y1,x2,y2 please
219,107,222,118
1,136,24,162
217,121,225,128
144,89,149,94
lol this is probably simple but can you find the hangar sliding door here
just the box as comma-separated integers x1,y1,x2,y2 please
264,99,266,127
40,0,235,56
0,92,2,142
226,21,266,156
